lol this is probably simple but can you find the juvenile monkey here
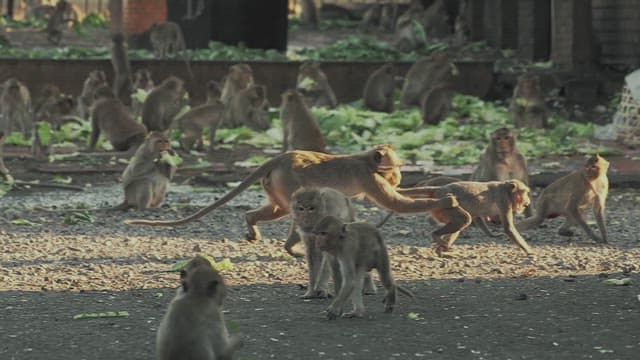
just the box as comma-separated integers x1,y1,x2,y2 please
517,154,609,243
312,216,414,319
400,52,456,108
44,0,77,44
296,61,338,108
0,78,32,137
77,70,108,120
89,85,147,152
510,74,549,129
131,69,154,118
398,179,533,256
420,82,454,125
114,132,176,210
175,99,225,152
0,131,13,183
141,76,187,132
149,21,194,78
126,145,461,249
280,89,326,152
363,64,395,113
110,33,133,106
156,263,242,360
220,64,254,105
224,84,270,130
290,187,376,299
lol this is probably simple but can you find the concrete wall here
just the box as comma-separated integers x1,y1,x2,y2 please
592,0,640,68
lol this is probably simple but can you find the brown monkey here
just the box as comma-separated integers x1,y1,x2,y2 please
77,70,108,120
0,78,32,137
206,80,222,104
220,64,254,106
89,85,147,152
517,154,609,243
44,0,77,44
420,82,454,125
296,61,338,108
280,89,326,152
115,132,176,210
149,21,194,78
300,0,319,26
510,74,549,129
131,69,154,118
141,76,187,132
398,179,533,256
363,64,395,113
175,255,215,296
312,216,414,319
156,263,242,360
224,84,270,130
175,100,225,152
400,52,456,108
0,131,13,184
33,83,61,115
126,145,461,248
290,187,377,299
110,33,133,106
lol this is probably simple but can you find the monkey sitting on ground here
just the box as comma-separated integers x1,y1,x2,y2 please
131,69,154,119
126,145,462,253
400,51,456,108
141,76,187,132
0,131,13,184
397,179,533,256
290,187,376,299
110,33,133,106
420,82,454,125
114,132,176,210
44,0,77,44
89,85,147,152
280,89,326,152
149,21,194,78
363,64,395,113
509,74,549,129
77,70,108,120
0,78,32,137
517,154,609,243
156,260,242,360
175,98,225,152
220,63,254,106
296,61,338,108
312,215,414,319
224,84,270,131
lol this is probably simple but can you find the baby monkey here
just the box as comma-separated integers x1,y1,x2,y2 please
312,216,414,319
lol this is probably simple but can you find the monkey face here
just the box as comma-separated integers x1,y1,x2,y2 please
506,180,531,213
373,144,403,170
491,128,515,154
584,155,609,179
516,76,540,98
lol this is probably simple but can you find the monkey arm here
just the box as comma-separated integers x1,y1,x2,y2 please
327,257,356,319
499,207,533,254
366,179,457,213
592,197,608,243
395,186,438,198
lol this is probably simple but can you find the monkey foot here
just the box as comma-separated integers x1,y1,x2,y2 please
325,308,341,320
284,246,305,258
363,288,377,296
342,311,364,319
244,233,262,242
300,290,331,299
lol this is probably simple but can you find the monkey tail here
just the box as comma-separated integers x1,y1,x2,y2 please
124,156,282,227
178,30,194,79
376,210,394,228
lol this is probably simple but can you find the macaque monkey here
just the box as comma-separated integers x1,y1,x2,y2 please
175,99,225,152
115,132,176,210
45,0,77,44
77,70,108,120
126,145,461,250
280,89,326,152
0,131,13,183
363,64,395,113
510,74,549,129
149,21,194,78
206,80,221,104
312,216,414,319
110,33,133,106
131,69,154,118
296,61,338,109
0,78,32,137
89,85,147,152
220,64,254,105
224,84,270,130
175,255,215,297
400,52,456,108
517,154,609,244
300,0,319,26
393,0,427,51
398,179,533,256
290,187,376,299
142,76,187,132
156,262,242,360
420,82,454,125
379,3,399,31
33,84,61,115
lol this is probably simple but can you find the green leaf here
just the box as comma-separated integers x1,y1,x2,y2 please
602,278,632,286
11,219,41,226
73,311,129,320
159,151,183,167
37,121,53,146
52,176,73,184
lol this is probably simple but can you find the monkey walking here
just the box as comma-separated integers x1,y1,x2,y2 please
312,216,414,319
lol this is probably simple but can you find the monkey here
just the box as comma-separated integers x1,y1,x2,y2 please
33,84,61,115
27,4,55,21
175,99,225,152
360,4,381,28
400,51,456,108
110,33,133,106
126,144,462,252
148,21,194,78
420,82,454,125
220,64,254,106
397,179,533,256
311,215,415,319
517,154,609,244
509,74,549,129
114,132,176,210
289,187,377,299
89,85,147,152
421,0,451,39
44,0,77,44
363,64,395,113
141,76,187,132
131,69,154,119
300,0,319,27
77,70,108,120
224,84,270,131
296,61,338,109
0,78,32,137
206,80,221,104
280,89,326,153
379,3,399,31
175,255,215,297
156,263,242,360
0,131,13,184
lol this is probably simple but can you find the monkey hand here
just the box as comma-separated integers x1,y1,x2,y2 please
441,193,459,208
325,306,341,320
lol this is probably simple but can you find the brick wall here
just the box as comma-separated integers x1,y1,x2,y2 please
123,0,166,35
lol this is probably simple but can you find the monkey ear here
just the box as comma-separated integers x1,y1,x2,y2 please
507,181,517,192
374,150,384,164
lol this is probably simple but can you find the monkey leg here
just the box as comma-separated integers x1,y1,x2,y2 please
430,207,472,256
501,216,534,255
362,273,377,295
377,249,397,313
327,262,356,320
244,204,289,241
342,269,366,319
125,181,153,210
557,218,576,237
593,204,609,243
565,206,604,243
330,255,342,296
301,235,331,299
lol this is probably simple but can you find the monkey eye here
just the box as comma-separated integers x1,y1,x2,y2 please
308,207,315,211
296,206,305,212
